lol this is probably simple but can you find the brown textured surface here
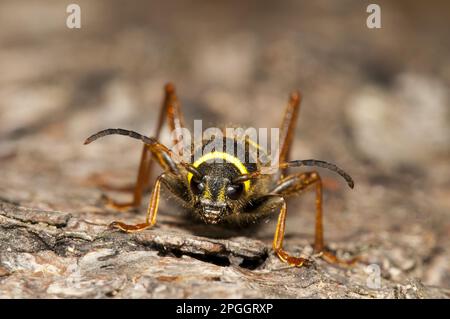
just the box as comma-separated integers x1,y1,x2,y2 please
0,0,449,298
1,199,448,298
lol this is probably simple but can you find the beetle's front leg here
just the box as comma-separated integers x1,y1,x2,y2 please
239,195,311,267
272,171,358,267
272,198,311,267
108,172,190,232
109,174,164,232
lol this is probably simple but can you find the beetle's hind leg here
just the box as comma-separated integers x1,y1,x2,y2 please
100,83,185,211
271,171,358,267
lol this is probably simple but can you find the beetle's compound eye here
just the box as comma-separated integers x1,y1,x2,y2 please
190,179,205,195
226,183,244,200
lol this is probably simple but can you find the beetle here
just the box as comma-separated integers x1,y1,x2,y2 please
84,83,355,267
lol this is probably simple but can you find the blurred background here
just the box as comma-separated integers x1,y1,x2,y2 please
0,0,449,289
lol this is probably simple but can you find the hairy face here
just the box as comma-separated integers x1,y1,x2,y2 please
190,172,245,224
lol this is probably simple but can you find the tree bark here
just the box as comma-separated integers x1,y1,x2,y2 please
0,199,448,298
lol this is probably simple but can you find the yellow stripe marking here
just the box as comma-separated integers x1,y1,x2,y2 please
188,151,250,192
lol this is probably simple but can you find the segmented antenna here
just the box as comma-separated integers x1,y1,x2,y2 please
84,128,157,146
233,159,354,189
283,159,354,188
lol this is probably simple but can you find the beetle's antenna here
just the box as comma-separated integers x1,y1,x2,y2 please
84,128,158,146
84,128,205,176
281,160,354,189
233,160,354,189
180,163,203,180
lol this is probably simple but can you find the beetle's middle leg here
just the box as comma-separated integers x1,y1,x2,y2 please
102,83,185,210
271,171,357,266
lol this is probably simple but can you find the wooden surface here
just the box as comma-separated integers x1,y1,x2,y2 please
0,199,448,298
